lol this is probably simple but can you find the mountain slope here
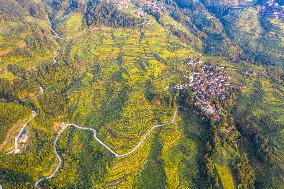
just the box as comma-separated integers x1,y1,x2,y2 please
0,0,283,189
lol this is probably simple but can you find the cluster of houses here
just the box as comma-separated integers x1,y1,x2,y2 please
260,0,284,19
103,0,130,10
135,8,151,26
241,69,258,77
136,8,145,18
115,0,130,10
102,0,164,13
138,0,164,13
174,58,237,121
191,60,232,120
101,0,158,26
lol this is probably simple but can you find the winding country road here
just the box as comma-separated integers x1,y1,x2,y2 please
5,16,58,156
34,107,180,188
6,111,37,155
4,16,60,155
33,21,182,187
48,18,62,40
3,11,183,189
47,18,61,64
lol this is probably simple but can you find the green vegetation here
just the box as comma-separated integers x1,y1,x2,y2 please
0,0,283,188
223,8,284,65
135,133,166,189
85,0,140,28
0,102,30,143
233,154,255,189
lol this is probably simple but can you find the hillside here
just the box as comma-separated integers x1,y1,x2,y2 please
201,0,257,7
0,0,283,189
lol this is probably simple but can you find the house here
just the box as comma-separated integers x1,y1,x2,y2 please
213,114,220,121
173,84,184,90
225,125,233,134
19,132,28,143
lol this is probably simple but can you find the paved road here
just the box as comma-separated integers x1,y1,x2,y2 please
6,111,37,155
47,17,61,64
34,107,180,188
5,12,183,188
7,15,59,155
48,18,62,40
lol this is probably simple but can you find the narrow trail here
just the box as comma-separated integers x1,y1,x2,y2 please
48,17,88,63
34,107,181,188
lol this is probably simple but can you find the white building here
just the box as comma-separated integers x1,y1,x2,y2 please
19,133,28,144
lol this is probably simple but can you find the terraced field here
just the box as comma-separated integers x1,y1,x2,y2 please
0,0,283,188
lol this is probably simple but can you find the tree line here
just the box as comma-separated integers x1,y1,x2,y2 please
85,0,141,28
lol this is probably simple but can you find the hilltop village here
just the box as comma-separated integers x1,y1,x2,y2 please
174,58,238,121
104,0,164,13
105,0,129,10
139,0,164,13
99,0,163,26
92,0,284,20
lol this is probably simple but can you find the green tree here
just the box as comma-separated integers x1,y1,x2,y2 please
234,154,255,189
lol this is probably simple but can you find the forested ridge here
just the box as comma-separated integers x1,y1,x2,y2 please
85,0,141,28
